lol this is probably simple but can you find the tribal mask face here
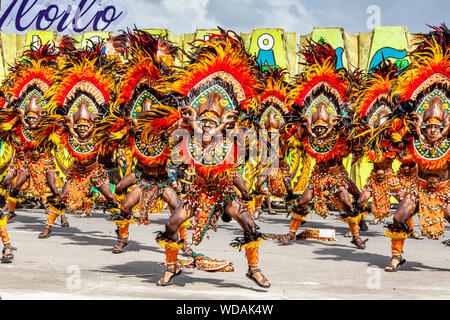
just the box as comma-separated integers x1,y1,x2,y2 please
416,94,449,143
23,95,43,130
419,163,449,190
72,101,98,140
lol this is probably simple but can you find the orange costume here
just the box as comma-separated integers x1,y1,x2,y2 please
281,40,366,247
35,42,122,238
149,29,270,287
0,42,63,260
406,179,450,239
380,24,450,271
94,29,188,253
0,44,61,216
252,68,295,217
362,171,402,221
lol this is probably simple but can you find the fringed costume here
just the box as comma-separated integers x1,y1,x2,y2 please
0,44,62,220
352,61,405,224
34,43,122,238
94,29,187,253
281,40,367,248
0,43,65,259
148,29,270,287
381,24,450,271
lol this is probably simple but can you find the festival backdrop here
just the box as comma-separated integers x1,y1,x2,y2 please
0,26,417,193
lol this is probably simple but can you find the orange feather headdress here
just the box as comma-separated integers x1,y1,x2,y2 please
287,40,354,163
0,42,59,151
352,61,401,163
36,43,120,161
95,29,181,166
153,28,264,180
157,28,263,113
390,24,450,169
257,67,291,118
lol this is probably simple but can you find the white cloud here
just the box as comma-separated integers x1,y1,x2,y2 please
114,0,218,34
112,0,447,35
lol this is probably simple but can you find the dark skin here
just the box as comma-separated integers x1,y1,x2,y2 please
255,111,295,215
56,158,116,204
398,162,416,179
355,159,422,239
386,164,450,270
158,108,269,287
9,110,54,198
112,116,184,251
97,151,122,185
357,159,398,222
1,152,25,212
280,158,365,248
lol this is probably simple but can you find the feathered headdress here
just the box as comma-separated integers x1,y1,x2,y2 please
0,42,59,151
150,28,264,180
390,24,450,169
253,67,294,161
158,27,263,112
257,67,291,125
352,61,402,163
36,42,119,161
95,29,181,166
286,39,353,163
112,28,180,109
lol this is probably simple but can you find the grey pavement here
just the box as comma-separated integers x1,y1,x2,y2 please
1,207,449,300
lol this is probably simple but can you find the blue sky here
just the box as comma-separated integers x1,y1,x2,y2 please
113,0,449,35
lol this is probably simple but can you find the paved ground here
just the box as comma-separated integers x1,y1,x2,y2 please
1,207,450,300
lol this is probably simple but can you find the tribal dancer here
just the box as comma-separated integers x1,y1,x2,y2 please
280,40,367,249
351,61,424,238
351,62,404,226
0,43,62,230
35,43,121,238
381,24,450,271
147,29,271,287
252,68,295,217
95,29,189,253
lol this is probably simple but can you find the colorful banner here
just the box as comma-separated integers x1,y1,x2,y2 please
0,26,418,81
